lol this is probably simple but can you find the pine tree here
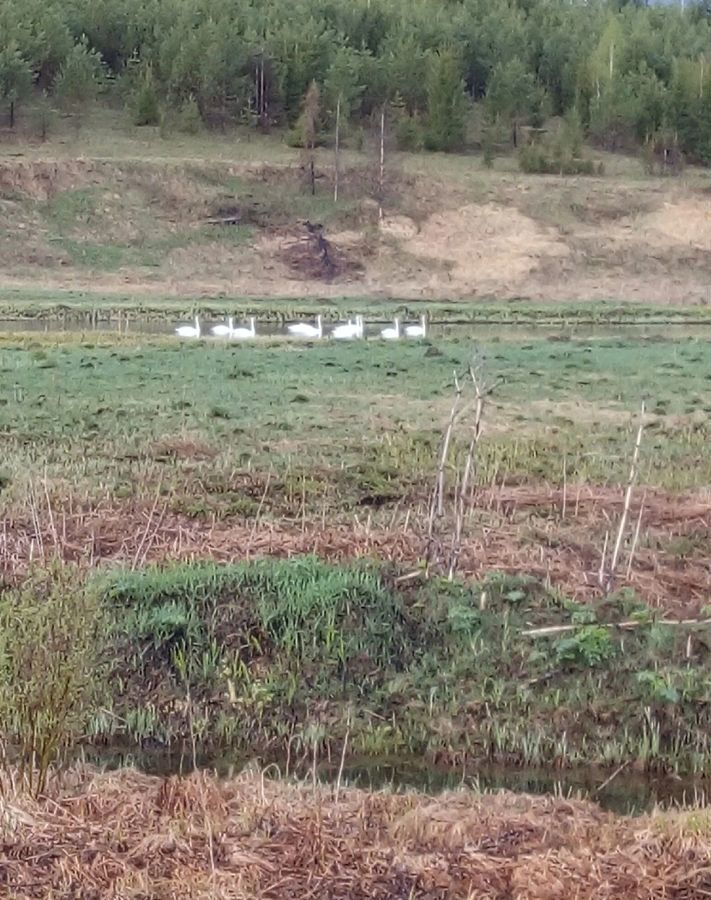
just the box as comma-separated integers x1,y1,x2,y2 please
133,67,160,126
0,41,33,128
297,81,321,195
424,50,468,152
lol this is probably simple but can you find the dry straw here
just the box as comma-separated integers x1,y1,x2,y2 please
1,766,711,898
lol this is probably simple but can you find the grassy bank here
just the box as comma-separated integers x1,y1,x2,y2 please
96,558,711,774
2,290,711,325
5,557,711,776
2,763,711,899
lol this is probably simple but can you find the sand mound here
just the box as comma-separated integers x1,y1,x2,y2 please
635,198,711,250
2,767,711,899
403,203,569,293
379,214,419,240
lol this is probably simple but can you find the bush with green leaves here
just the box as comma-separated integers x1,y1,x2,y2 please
0,562,104,794
554,625,615,668
133,69,160,126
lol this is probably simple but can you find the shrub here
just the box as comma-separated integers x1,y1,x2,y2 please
554,625,615,668
395,113,424,151
519,142,598,176
174,95,202,134
0,563,103,794
133,73,160,126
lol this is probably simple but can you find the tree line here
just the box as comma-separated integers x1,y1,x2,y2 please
2,0,711,164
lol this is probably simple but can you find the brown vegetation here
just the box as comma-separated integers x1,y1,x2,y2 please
1,483,709,616
1,766,710,898
2,152,711,303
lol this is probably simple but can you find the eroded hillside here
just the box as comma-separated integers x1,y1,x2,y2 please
0,149,708,305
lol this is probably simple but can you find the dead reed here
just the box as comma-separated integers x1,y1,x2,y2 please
2,482,710,615
1,766,710,898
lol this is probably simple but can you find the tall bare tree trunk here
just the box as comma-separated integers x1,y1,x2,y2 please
378,105,385,221
334,95,341,203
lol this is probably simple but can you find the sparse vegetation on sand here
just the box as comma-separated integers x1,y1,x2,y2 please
2,766,711,899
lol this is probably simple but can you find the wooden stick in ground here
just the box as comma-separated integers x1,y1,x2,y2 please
562,453,567,520
426,371,462,570
598,529,609,588
448,366,485,581
378,105,385,221
334,723,350,803
626,490,647,580
607,401,646,592
333,95,341,203
522,618,711,638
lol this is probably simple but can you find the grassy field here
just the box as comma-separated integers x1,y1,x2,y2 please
0,326,709,774
1,328,709,498
1,112,711,784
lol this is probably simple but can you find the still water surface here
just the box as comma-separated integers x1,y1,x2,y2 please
85,747,708,816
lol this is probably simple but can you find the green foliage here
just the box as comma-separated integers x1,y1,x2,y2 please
323,46,365,123
395,111,424,152
132,67,160,126
32,89,55,140
481,117,496,168
486,57,546,143
0,0,705,156
0,563,103,795
107,557,406,677
175,94,201,134
424,49,468,152
54,36,104,111
88,555,711,774
554,625,615,668
294,80,321,148
519,142,599,176
637,670,680,705
0,40,32,125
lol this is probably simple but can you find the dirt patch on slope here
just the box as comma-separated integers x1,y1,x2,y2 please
399,203,569,294
624,197,711,251
0,158,101,200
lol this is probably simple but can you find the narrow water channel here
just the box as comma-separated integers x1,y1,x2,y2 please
82,747,707,816
2,317,711,341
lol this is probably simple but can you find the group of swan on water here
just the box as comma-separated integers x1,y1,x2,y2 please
174,313,427,341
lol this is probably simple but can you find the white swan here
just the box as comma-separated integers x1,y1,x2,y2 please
332,315,363,340
380,317,401,341
211,317,234,337
405,314,427,338
288,314,322,338
231,316,256,340
175,316,201,338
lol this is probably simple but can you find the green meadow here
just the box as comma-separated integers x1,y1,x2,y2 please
1,329,710,513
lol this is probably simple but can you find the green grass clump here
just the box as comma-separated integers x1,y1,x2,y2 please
70,557,711,776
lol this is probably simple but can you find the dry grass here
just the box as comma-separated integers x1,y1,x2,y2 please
2,483,710,615
1,766,710,898
3,116,711,303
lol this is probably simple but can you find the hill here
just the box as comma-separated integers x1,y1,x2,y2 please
0,113,710,311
